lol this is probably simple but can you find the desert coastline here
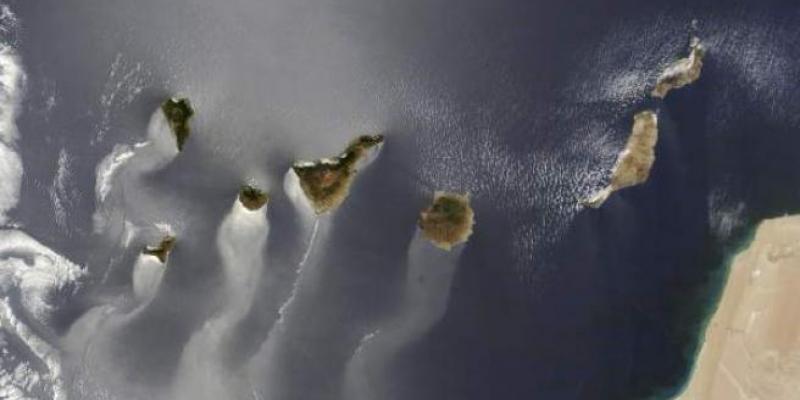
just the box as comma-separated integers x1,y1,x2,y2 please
677,215,800,400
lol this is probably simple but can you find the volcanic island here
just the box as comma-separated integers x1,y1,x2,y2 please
291,135,384,214
161,97,195,152
418,192,475,251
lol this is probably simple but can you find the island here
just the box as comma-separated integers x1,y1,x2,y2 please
652,37,706,98
142,235,176,263
238,185,270,211
292,134,384,214
677,215,800,400
161,97,195,151
418,191,475,251
583,110,658,208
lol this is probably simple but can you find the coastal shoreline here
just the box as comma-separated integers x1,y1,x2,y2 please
676,215,800,399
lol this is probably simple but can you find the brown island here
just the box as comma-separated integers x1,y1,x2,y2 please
238,185,270,211
292,135,384,214
583,110,658,208
652,37,706,99
142,236,176,263
418,192,475,251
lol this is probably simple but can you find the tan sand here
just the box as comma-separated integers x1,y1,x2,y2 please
652,37,706,99
583,110,658,208
677,215,800,400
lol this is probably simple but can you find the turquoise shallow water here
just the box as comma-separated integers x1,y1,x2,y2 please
655,222,760,400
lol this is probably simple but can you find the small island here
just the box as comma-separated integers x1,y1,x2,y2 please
652,37,706,98
142,236,176,263
161,97,195,151
292,135,384,214
238,185,270,211
418,192,475,251
583,110,658,208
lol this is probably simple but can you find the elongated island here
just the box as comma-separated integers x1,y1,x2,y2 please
291,135,384,214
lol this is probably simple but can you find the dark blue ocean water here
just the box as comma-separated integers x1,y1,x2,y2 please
6,0,800,398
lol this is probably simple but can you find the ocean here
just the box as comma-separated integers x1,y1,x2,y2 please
2,0,800,398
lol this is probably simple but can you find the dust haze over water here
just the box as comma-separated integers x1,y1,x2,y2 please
4,0,800,399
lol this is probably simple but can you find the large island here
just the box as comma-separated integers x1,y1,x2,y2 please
583,110,658,208
292,135,384,214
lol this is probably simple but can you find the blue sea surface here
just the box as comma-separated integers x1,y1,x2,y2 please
3,0,800,398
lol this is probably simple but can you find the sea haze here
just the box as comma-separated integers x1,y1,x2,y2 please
1,0,800,399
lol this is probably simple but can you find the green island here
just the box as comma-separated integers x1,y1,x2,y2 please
238,185,270,210
161,97,195,151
